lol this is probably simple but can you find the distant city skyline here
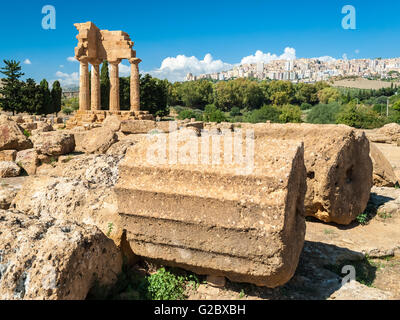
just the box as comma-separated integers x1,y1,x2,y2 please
1,0,400,86
185,55,400,84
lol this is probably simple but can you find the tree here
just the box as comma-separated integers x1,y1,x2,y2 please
268,81,295,105
51,80,62,115
295,83,318,105
0,60,24,115
306,102,342,124
214,81,241,112
119,77,130,110
230,106,241,117
140,74,169,117
178,80,214,110
336,104,385,129
40,79,53,114
203,104,226,123
100,61,110,109
317,87,340,104
244,105,281,123
167,82,184,106
21,78,44,115
278,105,302,123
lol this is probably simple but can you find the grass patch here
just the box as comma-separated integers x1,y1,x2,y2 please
356,202,377,225
377,211,392,220
23,129,31,138
323,229,335,235
87,263,200,301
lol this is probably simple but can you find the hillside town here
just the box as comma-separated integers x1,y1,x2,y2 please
185,57,400,83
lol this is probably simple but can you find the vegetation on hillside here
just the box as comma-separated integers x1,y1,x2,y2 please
2,59,400,129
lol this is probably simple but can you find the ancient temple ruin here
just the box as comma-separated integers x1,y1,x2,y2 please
67,22,153,128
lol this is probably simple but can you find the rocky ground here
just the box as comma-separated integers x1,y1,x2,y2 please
1,116,400,300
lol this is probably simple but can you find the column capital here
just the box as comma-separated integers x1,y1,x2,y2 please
78,56,90,64
88,58,103,66
129,58,142,65
108,59,122,65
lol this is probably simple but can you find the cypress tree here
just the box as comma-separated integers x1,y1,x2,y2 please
21,79,44,115
51,80,62,115
100,61,110,109
40,79,52,115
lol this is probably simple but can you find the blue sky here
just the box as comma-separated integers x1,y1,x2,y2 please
1,0,400,85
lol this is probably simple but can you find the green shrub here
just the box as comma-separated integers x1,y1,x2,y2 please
278,104,302,123
146,268,186,300
306,102,341,124
23,129,31,138
62,107,74,115
203,104,227,123
336,104,386,129
230,106,241,117
300,102,312,110
243,105,280,123
178,109,202,121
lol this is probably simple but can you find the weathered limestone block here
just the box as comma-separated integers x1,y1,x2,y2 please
235,123,373,225
19,122,38,132
120,120,156,134
12,155,128,256
31,122,54,135
106,134,147,156
15,149,39,176
0,161,21,178
370,143,399,187
375,123,400,144
0,150,17,162
31,132,75,156
0,184,19,210
103,115,122,132
0,210,122,300
0,118,33,151
79,127,118,154
115,134,307,288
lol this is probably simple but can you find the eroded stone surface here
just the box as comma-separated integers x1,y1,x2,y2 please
0,161,21,178
0,117,33,151
12,154,125,250
235,123,373,225
370,143,399,187
31,132,75,156
0,210,122,300
116,134,307,288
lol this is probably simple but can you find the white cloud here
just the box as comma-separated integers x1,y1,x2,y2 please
53,71,79,87
67,57,78,63
146,53,233,82
59,65,64,68
23,59,32,65
119,63,131,76
342,53,348,60
240,47,297,65
144,48,301,82
355,49,360,54
315,56,336,63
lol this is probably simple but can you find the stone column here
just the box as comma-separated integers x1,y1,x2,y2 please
79,58,90,112
90,60,102,111
109,60,121,112
129,58,142,112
